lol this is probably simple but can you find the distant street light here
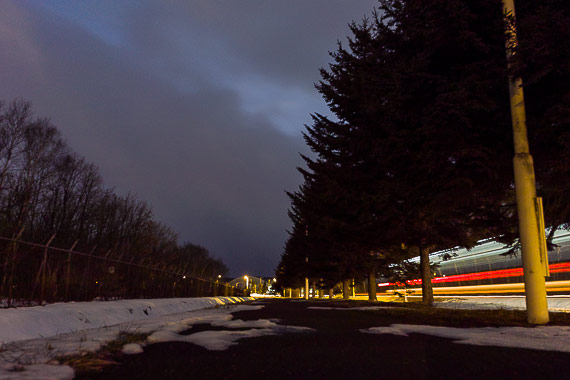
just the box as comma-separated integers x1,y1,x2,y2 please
244,275,249,289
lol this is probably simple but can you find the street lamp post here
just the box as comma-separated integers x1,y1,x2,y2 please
304,257,309,300
502,0,549,324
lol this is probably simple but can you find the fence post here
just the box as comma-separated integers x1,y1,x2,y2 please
65,240,79,302
40,234,56,305
80,246,96,301
100,250,111,299
127,257,134,298
7,227,25,308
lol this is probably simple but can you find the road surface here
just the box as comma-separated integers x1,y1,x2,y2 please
77,299,570,380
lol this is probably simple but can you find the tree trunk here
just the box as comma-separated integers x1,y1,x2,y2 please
328,288,334,299
368,267,377,301
342,279,350,300
420,245,434,305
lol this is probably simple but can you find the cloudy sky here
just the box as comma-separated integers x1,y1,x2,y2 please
0,0,378,277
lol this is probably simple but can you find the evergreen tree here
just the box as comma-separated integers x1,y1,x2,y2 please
298,0,514,304
279,0,570,304
513,0,570,239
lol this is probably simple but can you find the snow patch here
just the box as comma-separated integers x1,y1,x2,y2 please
435,296,570,312
122,343,144,355
183,329,273,350
0,361,74,380
227,304,264,313
147,315,314,351
362,324,570,353
211,317,276,329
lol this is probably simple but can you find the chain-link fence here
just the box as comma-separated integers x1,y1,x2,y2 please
0,236,243,307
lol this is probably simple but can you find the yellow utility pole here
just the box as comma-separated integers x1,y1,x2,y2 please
502,0,549,324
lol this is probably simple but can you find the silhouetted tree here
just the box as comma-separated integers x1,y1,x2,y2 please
512,0,570,240
0,99,229,301
282,0,530,304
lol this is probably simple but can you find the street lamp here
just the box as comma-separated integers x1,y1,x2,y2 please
244,275,249,289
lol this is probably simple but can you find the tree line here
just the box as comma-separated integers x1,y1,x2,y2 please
276,0,570,304
0,99,229,303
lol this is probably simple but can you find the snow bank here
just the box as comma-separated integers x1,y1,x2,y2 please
0,297,253,343
0,297,254,380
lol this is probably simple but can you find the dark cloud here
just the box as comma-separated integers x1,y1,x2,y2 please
0,0,377,276
117,1,378,90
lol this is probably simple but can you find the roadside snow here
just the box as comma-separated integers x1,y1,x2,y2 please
0,362,75,380
0,297,251,344
362,324,570,353
0,297,253,380
0,298,315,379
434,295,570,312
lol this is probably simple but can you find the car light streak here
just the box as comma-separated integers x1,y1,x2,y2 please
382,280,570,295
377,262,570,288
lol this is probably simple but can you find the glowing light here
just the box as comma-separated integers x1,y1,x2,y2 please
374,262,570,291
384,279,570,295
436,262,570,284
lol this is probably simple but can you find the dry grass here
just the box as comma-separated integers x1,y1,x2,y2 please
58,331,150,375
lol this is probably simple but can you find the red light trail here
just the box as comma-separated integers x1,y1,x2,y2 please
378,262,570,287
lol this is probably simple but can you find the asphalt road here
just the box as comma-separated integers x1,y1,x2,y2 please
77,299,570,380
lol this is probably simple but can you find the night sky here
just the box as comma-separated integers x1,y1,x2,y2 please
0,0,378,277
